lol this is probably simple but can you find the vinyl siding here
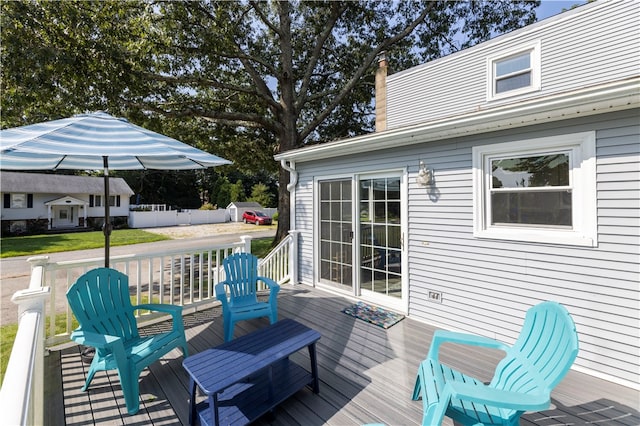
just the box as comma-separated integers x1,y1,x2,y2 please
387,0,640,129
291,109,640,389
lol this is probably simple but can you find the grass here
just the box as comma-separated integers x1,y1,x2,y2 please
0,234,276,381
0,229,170,258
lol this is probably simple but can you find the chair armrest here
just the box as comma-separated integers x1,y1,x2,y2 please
70,329,122,349
257,276,280,294
215,282,230,306
427,330,509,361
445,381,550,411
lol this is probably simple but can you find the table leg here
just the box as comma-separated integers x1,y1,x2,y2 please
188,378,197,425
308,342,320,394
211,393,219,426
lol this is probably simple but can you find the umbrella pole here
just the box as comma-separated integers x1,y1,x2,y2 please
103,156,111,268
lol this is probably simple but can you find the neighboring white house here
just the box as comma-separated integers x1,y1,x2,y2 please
275,0,639,390
0,171,134,234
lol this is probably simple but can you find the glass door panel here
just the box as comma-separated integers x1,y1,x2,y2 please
359,177,402,299
319,179,353,291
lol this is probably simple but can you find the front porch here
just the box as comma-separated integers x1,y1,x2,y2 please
45,285,640,426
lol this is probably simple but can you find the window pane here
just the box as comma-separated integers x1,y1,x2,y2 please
496,52,530,77
492,154,569,188
373,179,387,200
492,191,572,226
496,72,531,93
11,193,25,208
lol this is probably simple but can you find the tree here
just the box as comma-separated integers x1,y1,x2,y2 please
230,180,247,202
249,183,274,208
1,0,540,242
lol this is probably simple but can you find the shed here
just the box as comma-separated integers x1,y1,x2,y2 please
226,201,263,222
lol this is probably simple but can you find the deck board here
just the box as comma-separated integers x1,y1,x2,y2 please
46,285,640,425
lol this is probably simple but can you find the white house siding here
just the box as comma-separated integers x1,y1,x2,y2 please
387,0,640,129
291,109,639,389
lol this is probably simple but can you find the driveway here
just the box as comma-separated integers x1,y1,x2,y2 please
0,222,276,326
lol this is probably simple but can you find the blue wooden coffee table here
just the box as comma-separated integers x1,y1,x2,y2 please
183,318,321,426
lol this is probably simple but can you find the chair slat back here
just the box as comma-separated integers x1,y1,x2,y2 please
491,301,579,394
67,267,139,341
223,253,259,305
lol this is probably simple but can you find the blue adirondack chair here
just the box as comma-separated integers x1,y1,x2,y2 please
215,252,280,342
66,267,189,414
412,301,579,426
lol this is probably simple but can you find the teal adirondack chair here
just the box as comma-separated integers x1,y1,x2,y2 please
66,267,189,414
412,301,579,426
215,252,280,341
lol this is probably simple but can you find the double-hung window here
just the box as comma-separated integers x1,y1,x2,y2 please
473,132,596,246
487,41,540,100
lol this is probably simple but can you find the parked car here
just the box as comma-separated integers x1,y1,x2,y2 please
242,210,272,225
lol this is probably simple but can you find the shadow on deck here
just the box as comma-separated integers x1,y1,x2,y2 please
45,286,640,425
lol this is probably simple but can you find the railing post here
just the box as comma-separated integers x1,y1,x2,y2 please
288,230,300,285
240,235,253,254
0,257,50,426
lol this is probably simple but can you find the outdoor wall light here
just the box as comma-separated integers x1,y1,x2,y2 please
416,160,434,186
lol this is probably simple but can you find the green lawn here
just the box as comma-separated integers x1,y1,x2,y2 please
0,229,170,258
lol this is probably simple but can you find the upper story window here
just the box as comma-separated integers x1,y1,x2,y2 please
487,41,541,100
473,132,596,246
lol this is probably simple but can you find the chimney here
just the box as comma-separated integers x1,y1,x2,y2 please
375,52,388,132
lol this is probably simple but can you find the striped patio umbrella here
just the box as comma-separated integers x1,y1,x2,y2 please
0,111,232,267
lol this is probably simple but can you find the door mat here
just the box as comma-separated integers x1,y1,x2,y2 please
342,301,405,329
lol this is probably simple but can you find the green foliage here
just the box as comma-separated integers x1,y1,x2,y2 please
0,229,169,258
249,182,274,208
215,177,232,208
199,202,217,210
230,180,247,202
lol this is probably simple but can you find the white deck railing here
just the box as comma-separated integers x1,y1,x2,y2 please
258,230,299,286
0,231,298,425
0,257,50,426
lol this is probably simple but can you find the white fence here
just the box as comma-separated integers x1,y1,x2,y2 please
129,208,229,228
0,231,298,424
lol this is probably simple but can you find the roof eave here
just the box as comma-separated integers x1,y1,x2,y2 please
275,77,640,163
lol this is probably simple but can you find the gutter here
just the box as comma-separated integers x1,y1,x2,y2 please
280,159,297,192
274,77,639,163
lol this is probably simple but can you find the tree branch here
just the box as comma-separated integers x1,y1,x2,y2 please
299,2,436,141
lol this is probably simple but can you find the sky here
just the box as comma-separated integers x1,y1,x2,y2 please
536,0,588,20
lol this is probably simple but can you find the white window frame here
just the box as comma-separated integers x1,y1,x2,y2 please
487,41,541,101
472,132,596,247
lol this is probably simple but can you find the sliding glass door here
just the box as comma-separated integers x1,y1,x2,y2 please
318,174,404,307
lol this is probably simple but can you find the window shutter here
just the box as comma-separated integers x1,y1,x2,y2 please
27,194,33,208
3,194,10,208
89,195,94,207
116,195,121,207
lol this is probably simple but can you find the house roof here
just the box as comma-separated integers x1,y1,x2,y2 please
0,172,134,195
274,77,639,163
226,201,263,209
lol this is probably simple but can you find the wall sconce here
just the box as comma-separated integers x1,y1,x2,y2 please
416,160,434,186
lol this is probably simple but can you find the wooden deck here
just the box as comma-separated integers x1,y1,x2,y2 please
45,285,640,426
